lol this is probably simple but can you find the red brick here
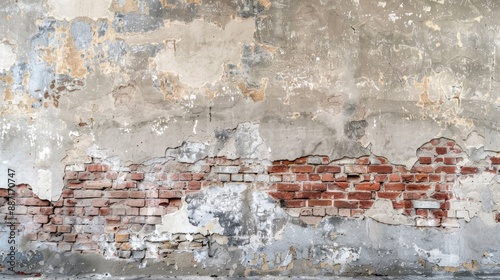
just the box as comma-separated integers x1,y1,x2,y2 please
0,188,8,197
435,166,458,174
416,209,428,217
419,157,432,164
431,210,447,218
40,207,54,215
435,184,452,192
276,183,301,191
92,198,109,207
99,208,111,216
127,199,145,207
429,174,441,182
348,192,372,200
192,173,205,181
58,225,72,233
108,191,129,198
436,147,448,154
490,157,500,164
443,157,456,165
43,224,57,232
316,166,341,173
295,191,322,199
359,200,374,209
106,216,121,225
24,198,50,206
383,183,405,191
129,191,146,199
294,157,307,164
130,172,144,180
78,172,95,180
345,165,367,174
179,173,192,181
406,184,431,191
414,174,428,182
62,189,74,198
295,174,307,181
334,200,359,209
126,208,139,215
333,182,350,190
321,192,346,199
291,165,314,173
171,182,186,190
65,171,78,180
268,165,289,173
83,181,112,189
410,166,434,173
403,192,427,200
430,192,452,200
377,192,401,199
461,167,478,174
51,216,63,225
268,192,295,200
320,173,334,182
87,164,110,172
308,174,321,181
113,181,137,189
187,181,201,190
159,190,184,198
388,174,401,182
308,199,332,207
356,157,370,164
401,174,415,182
355,183,380,191
441,201,450,210
374,174,387,182
392,201,412,209
63,234,77,242
284,200,306,208
368,165,393,174
303,183,327,191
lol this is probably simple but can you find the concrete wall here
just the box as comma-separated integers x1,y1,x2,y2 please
1,0,500,277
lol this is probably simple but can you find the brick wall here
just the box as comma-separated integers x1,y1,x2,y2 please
1,138,499,259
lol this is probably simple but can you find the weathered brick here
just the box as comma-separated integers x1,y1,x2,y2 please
308,174,321,181
159,190,184,198
359,200,374,209
87,164,110,172
276,183,301,191
295,191,322,199
418,157,432,164
392,201,412,209
187,181,201,190
388,174,401,182
334,200,359,209
377,192,401,200
411,166,434,173
83,181,112,189
355,183,380,191
405,184,431,191
99,208,111,216
74,190,103,198
63,233,77,242
78,172,95,181
436,147,447,154
321,192,346,199
435,166,458,174
127,199,145,207
284,200,306,208
403,192,427,200
179,173,192,181
414,174,428,182
115,233,130,242
129,191,146,199
130,172,144,180
113,181,137,189
374,174,387,182
126,208,139,215
347,192,372,200
368,165,393,174
321,173,335,182
461,166,479,174
303,183,327,191
430,192,452,200
58,225,72,233
316,166,341,173
490,157,500,164
108,191,129,198
291,165,314,173
345,165,367,174
308,199,332,207
268,192,295,200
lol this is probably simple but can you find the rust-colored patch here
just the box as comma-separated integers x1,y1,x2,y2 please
157,72,185,101
238,79,268,102
259,0,272,9
462,260,479,271
185,0,202,4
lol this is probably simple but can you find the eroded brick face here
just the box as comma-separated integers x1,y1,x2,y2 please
1,138,499,258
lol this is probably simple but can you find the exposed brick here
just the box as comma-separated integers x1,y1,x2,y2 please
99,208,111,216
461,166,478,174
308,174,321,181
108,191,129,198
192,173,205,181
374,174,387,182
268,165,289,173
430,192,452,200
321,173,335,182
436,147,448,154
295,191,322,199
356,157,370,164
179,173,192,181
392,201,412,209
333,182,350,190
78,172,95,181
388,174,401,182
129,191,146,199
295,174,308,181
348,192,372,200
316,166,341,173
429,174,441,182
443,157,456,165
127,199,145,207
368,165,393,174
431,209,448,218
83,181,112,189
435,166,458,174
414,174,428,182
187,181,201,190
303,183,327,191
24,198,51,206
130,172,145,180
284,200,306,208
126,208,139,215
401,174,415,182
355,183,380,191
159,190,184,198
410,166,434,173
87,164,110,172
113,181,137,189
276,183,301,192
405,184,431,191
308,199,332,207
58,225,72,233
115,233,130,242
321,192,346,199
291,165,314,173
40,207,54,215
74,190,103,198
490,157,500,164
377,192,401,200
419,157,432,164
345,165,367,174
334,200,359,209
268,191,295,200
43,224,57,233
403,192,427,200
359,200,374,209
63,234,77,242
416,209,428,217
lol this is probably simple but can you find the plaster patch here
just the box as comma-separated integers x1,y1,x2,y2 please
364,199,413,225
46,0,113,21
36,169,53,200
126,19,255,87
414,244,460,267
0,42,16,71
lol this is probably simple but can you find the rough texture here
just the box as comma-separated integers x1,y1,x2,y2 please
1,0,500,277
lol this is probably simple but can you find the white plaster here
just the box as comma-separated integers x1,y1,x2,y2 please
413,244,460,267
0,42,16,71
46,0,113,21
